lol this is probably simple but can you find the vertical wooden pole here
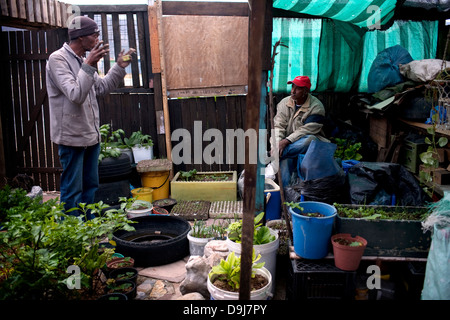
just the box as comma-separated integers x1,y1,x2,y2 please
148,0,172,166
239,0,266,300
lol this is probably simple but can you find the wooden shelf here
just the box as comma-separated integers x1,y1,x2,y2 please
399,118,450,137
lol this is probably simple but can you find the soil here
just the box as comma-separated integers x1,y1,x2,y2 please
300,212,324,217
333,238,362,246
212,274,268,293
187,173,233,182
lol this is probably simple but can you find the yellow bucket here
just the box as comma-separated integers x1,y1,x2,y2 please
131,187,153,202
141,171,170,201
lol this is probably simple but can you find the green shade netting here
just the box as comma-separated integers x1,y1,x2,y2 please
271,18,322,92
271,17,438,93
358,20,439,92
273,0,398,29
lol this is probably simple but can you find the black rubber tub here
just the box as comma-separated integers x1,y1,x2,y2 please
112,215,190,267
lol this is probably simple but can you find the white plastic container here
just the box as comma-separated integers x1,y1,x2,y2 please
126,200,153,219
187,230,214,256
226,229,279,295
207,267,272,300
132,145,153,164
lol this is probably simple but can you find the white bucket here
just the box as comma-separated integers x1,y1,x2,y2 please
207,267,272,300
226,229,279,295
187,230,214,256
132,145,153,164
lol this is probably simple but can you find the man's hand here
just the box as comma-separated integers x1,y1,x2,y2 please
85,41,110,67
278,139,290,157
117,48,136,68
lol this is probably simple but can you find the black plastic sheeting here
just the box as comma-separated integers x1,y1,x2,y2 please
347,162,431,206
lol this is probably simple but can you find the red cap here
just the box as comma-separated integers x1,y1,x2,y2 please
287,76,311,89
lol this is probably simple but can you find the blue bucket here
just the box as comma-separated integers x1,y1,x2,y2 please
264,179,281,221
289,201,337,259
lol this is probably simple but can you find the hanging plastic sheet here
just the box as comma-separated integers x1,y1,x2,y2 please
421,194,450,300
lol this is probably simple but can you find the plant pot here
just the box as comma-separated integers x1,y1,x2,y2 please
335,204,431,257
108,267,139,284
207,267,272,300
289,201,337,259
106,257,135,270
152,206,169,215
331,233,367,271
126,200,153,219
97,292,128,300
226,229,279,295
152,198,177,213
137,159,172,201
132,145,153,164
107,279,136,300
131,187,153,203
187,230,214,256
171,171,237,201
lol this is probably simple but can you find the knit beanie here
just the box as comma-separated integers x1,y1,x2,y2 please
68,16,99,40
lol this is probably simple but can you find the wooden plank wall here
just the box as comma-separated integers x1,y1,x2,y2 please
0,0,72,28
0,28,66,190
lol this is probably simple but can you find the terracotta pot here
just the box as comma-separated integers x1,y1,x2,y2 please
152,206,169,215
331,233,367,271
152,198,177,213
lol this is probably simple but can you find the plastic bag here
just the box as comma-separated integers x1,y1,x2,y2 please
421,194,450,300
367,45,413,93
347,162,429,206
298,140,342,181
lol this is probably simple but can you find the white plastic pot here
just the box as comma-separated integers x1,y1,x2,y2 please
126,200,153,219
187,230,214,256
207,267,272,300
132,145,153,164
226,229,279,295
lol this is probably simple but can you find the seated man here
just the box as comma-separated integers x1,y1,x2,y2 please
271,76,328,187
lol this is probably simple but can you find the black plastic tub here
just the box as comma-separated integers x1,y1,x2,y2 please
334,205,431,258
113,215,190,267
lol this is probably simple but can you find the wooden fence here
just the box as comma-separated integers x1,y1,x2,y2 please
0,4,250,191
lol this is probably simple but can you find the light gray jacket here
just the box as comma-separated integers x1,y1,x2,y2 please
46,43,126,147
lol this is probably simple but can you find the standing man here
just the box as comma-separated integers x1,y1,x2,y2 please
46,16,135,217
271,76,328,187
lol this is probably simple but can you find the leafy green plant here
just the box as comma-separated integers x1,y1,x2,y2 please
0,197,135,300
332,138,363,161
284,201,303,213
99,124,124,162
179,169,198,181
208,250,264,291
123,131,153,149
0,185,35,224
419,121,448,196
191,218,229,239
334,203,430,221
227,212,275,245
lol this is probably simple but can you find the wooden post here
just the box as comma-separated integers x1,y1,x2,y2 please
239,0,266,300
148,0,172,167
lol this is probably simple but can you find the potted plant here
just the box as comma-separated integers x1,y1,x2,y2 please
124,131,154,164
334,203,432,258
226,212,279,294
106,256,135,270
152,198,177,213
171,169,237,201
152,206,169,215
108,267,139,284
187,219,229,256
125,199,153,219
105,279,136,300
286,201,337,260
207,250,272,300
331,233,367,271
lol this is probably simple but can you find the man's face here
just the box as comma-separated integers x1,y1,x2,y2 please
81,32,100,52
290,84,308,104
